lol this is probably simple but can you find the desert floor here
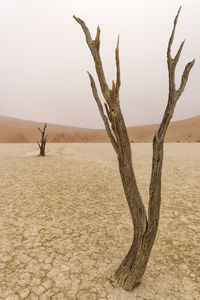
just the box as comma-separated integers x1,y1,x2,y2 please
0,143,199,300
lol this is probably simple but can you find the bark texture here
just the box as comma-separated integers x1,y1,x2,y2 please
74,6,194,291
37,123,48,156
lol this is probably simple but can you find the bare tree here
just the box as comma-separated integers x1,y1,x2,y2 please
74,7,194,291
37,123,48,156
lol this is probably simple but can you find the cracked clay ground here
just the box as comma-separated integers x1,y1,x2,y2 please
0,143,199,299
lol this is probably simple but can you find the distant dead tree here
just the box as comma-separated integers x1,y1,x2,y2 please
37,123,48,156
74,7,194,291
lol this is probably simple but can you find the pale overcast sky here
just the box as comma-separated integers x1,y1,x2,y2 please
0,0,199,128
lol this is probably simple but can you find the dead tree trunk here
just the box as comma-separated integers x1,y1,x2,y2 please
37,123,48,156
74,7,194,291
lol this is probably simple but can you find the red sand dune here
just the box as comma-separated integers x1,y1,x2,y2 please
0,115,199,143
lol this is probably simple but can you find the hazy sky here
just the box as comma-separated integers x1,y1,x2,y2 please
0,0,200,128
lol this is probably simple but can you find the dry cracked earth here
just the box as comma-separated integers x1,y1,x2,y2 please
0,143,199,299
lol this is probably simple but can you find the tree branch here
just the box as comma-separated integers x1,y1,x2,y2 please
174,40,185,64
115,36,121,98
87,72,118,154
38,127,43,134
95,26,100,53
177,59,195,95
73,15,111,104
148,7,195,230
167,6,181,61
73,15,92,44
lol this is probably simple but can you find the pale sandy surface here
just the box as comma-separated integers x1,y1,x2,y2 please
0,143,199,300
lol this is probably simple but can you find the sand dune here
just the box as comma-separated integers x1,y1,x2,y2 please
0,114,199,143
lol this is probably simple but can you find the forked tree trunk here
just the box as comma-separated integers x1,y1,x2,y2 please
113,135,164,289
74,7,194,291
37,123,48,156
